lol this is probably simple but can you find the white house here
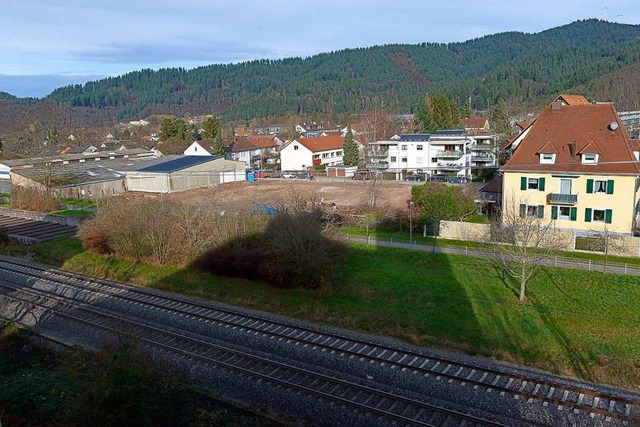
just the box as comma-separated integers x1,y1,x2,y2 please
280,134,357,171
184,139,216,156
368,131,499,179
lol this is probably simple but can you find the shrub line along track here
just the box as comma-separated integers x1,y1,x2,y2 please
0,262,501,426
1,256,638,424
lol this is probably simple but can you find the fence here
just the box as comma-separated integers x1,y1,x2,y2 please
345,234,640,276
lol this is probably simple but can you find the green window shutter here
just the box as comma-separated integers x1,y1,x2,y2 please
586,179,593,194
520,177,527,190
570,207,577,221
538,177,545,191
606,180,614,195
519,204,526,218
551,206,558,219
585,208,592,222
537,205,544,218
605,209,612,224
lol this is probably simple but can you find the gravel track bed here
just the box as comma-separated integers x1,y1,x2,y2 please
1,257,639,426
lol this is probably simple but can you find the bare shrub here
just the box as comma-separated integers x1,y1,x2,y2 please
10,187,59,212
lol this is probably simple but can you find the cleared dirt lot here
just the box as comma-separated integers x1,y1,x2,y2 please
158,177,414,213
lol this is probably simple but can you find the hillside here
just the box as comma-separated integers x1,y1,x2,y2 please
1,19,640,134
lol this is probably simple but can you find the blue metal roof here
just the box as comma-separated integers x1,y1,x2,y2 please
400,134,430,141
136,155,222,173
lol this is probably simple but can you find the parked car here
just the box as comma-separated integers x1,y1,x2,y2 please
451,176,471,184
405,175,425,182
282,172,295,178
428,174,449,182
352,171,371,180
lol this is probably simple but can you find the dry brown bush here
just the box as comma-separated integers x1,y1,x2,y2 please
10,187,59,212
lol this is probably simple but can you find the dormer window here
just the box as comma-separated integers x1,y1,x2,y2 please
582,153,598,164
540,153,555,164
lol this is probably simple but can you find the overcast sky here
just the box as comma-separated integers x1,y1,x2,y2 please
1,0,637,98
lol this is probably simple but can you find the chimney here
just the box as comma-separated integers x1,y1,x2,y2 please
551,101,562,112
568,141,576,161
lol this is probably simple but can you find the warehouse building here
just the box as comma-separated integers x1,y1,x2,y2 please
3,149,159,198
125,156,246,193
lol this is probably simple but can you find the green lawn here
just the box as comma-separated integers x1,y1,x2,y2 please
27,237,640,388
49,209,94,218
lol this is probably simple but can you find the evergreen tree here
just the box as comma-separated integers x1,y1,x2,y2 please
213,132,226,156
490,101,511,135
201,116,221,140
342,126,359,166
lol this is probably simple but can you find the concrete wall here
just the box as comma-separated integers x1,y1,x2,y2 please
0,207,84,227
438,219,640,257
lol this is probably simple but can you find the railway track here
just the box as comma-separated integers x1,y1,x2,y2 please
1,256,639,424
0,276,500,427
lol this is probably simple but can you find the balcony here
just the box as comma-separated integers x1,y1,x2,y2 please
365,149,389,160
548,193,578,204
470,145,494,152
471,154,494,162
437,162,465,171
436,150,464,159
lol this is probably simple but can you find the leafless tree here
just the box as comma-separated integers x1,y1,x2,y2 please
489,192,570,301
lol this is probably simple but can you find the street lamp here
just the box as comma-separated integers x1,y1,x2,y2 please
409,201,415,244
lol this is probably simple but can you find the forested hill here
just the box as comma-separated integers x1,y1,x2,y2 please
4,19,640,129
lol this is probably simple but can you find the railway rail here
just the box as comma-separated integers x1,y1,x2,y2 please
1,256,639,425
0,272,499,427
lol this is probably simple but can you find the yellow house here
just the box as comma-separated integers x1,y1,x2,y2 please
501,95,640,235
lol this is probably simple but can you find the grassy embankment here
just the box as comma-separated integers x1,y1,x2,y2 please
0,323,275,426
26,236,640,389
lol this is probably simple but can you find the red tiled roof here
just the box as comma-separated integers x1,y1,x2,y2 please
294,134,346,153
463,116,488,129
248,136,278,149
555,94,590,105
228,136,258,153
536,141,558,154
502,102,640,175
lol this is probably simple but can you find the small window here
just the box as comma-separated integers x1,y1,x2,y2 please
594,180,607,193
431,158,437,163
526,205,539,217
540,153,555,164
401,157,407,163
528,178,539,190
390,156,397,162
558,206,571,220
417,145,423,151
593,209,605,222
582,153,598,164
401,145,407,150
294,145,299,151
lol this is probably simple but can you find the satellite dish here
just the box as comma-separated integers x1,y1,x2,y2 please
609,122,619,131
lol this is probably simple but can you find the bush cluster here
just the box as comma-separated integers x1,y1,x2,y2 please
10,187,59,212
79,196,347,290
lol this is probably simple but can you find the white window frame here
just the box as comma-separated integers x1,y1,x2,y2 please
558,205,571,221
559,178,572,194
594,180,607,194
417,145,423,151
401,145,408,150
540,153,555,164
526,205,539,217
527,177,539,190
293,145,299,151
582,153,598,164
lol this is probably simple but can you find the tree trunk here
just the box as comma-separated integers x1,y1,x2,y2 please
519,264,527,301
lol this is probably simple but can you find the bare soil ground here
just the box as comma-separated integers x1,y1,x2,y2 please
157,178,414,213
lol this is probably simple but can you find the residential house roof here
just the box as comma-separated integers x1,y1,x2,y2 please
248,136,279,149
501,100,640,175
480,176,503,193
294,134,346,153
463,116,489,130
228,136,258,153
554,94,590,106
